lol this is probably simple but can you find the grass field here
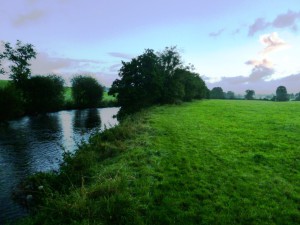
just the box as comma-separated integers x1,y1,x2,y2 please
0,80,10,88
18,100,300,225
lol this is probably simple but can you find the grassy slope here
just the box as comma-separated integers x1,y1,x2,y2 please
19,100,300,225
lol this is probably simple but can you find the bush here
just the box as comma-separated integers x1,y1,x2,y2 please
71,75,104,108
0,84,24,120
24,75,65,113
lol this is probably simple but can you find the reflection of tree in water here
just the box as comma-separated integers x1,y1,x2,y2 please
28,114,61,141
85,109,101,129
73,109,101,131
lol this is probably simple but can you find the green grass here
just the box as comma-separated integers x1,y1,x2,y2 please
18,100,300,225
0,80,10,88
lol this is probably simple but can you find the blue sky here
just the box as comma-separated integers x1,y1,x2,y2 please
1,0,300,94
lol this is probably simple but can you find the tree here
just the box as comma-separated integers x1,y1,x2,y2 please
245,89,255,100
225,91,235,99
24,75,65,113
71,75,104,108
295,92,300,101
0,54,5,75
110,49,162,112
276,86,289,101
210,87,225,99
157,46,185,104
0,83,24,120
109,46,208,116
1,40,36,88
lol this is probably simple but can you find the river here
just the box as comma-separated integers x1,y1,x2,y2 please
0,107,119,224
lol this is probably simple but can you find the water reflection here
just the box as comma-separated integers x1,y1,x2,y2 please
0,107,119,224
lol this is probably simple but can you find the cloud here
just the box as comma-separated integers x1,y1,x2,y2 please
207,73,300,94
245,58,274,82
248,18,270,36
13,9,46,27
248,64,275,82
245,58,273,68
259,32,290,55
248,10,300,36
109,63,122,73
209,28,225,37
108,52,133,60
273,10,300,29
30,52,104,75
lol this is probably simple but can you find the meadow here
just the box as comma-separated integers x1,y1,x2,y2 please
18,100,300,225
0,80,9,88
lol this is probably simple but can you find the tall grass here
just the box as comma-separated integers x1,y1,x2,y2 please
17,100,300,225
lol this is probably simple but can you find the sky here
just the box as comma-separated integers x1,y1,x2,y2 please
1,0,300,94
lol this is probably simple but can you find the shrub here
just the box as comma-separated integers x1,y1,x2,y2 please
71,75,104,108
0,84,24,120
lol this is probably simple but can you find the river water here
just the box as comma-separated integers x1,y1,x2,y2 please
0,107,119,224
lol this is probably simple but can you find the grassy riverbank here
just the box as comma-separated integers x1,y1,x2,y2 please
18,100,300,225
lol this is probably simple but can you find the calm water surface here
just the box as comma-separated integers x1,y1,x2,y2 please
0,107,119,224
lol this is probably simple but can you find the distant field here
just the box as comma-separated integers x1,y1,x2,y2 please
19,100,300,225
0,80,10,88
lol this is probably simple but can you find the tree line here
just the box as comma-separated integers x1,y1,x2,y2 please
209,86,300,101
0,40,104,121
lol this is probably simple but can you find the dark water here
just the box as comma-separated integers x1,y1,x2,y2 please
0,107,119,224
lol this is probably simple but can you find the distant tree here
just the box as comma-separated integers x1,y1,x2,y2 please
0,83,24,120
245,89,255,100
71,75,104,108
295,92,300,101
225,91,235,99
1,40,36,89
210,87,225,99
289,93,295,100
24,75,65,113
276,86,289,101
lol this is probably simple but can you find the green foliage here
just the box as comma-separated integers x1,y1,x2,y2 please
1,40,36,88
109,46,208,116
295,92,300,101
71,75,104,108
245,89,255,100
276,86,289,101
0,83,24,120
17,100,300,225
24,75,65,113
210,87,225,99
225,91,235,99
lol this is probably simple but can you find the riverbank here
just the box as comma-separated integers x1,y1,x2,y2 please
17,100,300,225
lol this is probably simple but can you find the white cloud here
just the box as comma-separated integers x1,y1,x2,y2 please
259,32,290,55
